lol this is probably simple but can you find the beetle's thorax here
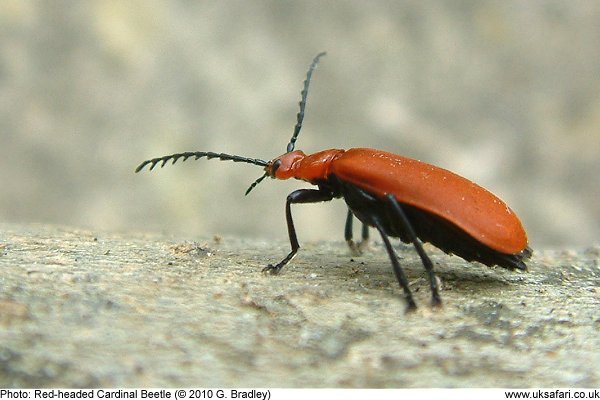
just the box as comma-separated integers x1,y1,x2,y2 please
268,149,344,183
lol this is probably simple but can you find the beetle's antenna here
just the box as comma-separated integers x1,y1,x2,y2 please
135,151,268,173
286,52,327,153
245,172,269,196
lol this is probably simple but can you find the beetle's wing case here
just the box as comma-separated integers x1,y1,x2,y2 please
330,148,528,255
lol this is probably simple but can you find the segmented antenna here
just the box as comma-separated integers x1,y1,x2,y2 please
135,151,268,173
286,52,327,153
136,52,327,196
245,172,269,196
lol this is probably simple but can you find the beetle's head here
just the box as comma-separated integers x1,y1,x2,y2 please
267,151,306,179
244,150,306,195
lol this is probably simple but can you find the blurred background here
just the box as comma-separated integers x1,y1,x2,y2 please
1,1,599,249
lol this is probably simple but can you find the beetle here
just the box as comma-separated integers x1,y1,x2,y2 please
136,52,532,311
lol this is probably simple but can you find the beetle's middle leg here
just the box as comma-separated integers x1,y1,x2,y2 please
341,184,417,311
345,209,370,256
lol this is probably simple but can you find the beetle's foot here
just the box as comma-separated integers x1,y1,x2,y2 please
430,276,443,308
430,288,443,308
405,301,418,313
347,240,361,256
262,264,282,275
347,238,369,256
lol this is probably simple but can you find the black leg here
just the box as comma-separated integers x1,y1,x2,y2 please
263,188,334,274
342,184,417,310
372,219,417,311
361,220,369,244
345,209,370,255
344,209,353,242
342,183,417,311
384,194,442,307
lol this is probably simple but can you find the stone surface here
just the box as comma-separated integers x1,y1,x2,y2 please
0,223,598,387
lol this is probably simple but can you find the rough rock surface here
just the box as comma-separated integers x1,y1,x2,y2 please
0,223,598,387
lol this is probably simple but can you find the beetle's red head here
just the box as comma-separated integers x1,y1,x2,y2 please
266,150,306,180
242,150,306,195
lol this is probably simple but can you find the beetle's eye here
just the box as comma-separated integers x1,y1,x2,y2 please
270,159,282,177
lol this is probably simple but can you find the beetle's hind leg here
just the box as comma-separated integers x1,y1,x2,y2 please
384,194,442,307
345,209,369,256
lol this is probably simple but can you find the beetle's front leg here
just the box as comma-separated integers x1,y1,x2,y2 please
263,188,334,274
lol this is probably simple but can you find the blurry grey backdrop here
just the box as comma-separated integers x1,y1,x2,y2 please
1,1,599,248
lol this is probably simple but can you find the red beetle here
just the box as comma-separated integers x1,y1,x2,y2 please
136,52,531,311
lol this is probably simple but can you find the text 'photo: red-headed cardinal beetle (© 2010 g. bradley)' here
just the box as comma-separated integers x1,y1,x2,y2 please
136,52,532,312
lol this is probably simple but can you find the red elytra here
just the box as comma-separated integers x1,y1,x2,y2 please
136,52,531,311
